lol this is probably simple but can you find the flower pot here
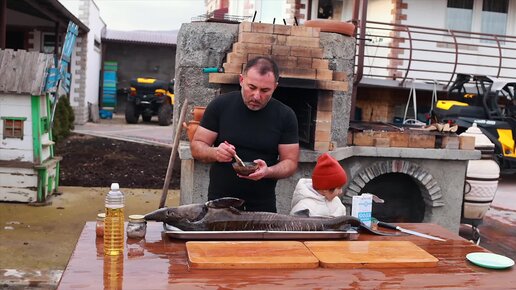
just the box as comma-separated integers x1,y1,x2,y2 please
192,106,206,122
183,121,200,142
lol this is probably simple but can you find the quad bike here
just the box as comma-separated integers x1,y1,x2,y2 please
431,73,516,173
125,77,174,126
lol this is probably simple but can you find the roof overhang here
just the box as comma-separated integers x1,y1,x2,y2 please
7,0,89,33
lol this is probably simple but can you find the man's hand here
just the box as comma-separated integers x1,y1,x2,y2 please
216,141,236,163
238,159,268,181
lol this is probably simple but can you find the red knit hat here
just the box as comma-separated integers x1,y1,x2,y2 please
312,153,347,190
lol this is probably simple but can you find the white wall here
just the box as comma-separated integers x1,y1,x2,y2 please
84,1,105,108
0,94,34,162
366,0,393,23
403,0,447,27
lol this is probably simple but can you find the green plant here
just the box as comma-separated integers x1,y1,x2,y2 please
52,95,75,142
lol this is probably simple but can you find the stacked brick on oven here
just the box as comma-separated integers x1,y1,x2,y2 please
209,22,349,151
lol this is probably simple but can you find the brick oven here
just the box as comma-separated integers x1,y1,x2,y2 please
174,21,479,233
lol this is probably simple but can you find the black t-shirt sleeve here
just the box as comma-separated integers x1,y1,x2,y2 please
200,95,224,135
280,105,299,145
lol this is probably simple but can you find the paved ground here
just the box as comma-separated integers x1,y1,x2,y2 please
1,116,515,289
73,113,174,147
0,187,179,289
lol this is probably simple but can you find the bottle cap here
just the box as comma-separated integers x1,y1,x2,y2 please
128,214,146,223
97,213,106,220
111,183,120,190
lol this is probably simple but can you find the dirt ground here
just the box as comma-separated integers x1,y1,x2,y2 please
54,133,180,189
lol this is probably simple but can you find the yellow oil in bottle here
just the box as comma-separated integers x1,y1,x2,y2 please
103,252,124,289
104,207,124,256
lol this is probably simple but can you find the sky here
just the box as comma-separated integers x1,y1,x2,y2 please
60,0,206,31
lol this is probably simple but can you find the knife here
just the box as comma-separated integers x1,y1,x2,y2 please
378,221,446,242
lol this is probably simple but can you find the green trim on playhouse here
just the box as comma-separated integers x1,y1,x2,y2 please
37,168,47,202
1,116,28,121
55,162,60,191
31,96,42,164
45,96,54,157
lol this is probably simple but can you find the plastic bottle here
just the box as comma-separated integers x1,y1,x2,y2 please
104,183,125,256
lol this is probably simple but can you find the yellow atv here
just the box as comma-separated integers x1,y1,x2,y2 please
125,77,174,126
432,74,516,173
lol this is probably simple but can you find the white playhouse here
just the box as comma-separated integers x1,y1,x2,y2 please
0,49,61,203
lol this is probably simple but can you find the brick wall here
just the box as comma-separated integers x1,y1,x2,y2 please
387,0,407,80
356,86,434,123
70,0,89,124
211,22,350,151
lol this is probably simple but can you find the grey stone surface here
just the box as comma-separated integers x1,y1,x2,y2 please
172,22,239,140
174,23,474,233
319,32,355,147
179,141,477,232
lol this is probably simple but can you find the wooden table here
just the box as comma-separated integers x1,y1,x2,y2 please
57,222,515,289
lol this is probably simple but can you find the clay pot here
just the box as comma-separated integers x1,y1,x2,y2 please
183,121,200,141
192,106,206,122
304,20,355,37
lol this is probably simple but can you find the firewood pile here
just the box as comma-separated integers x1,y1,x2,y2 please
348,122,475,150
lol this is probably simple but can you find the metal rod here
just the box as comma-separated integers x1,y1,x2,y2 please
351,0,368,120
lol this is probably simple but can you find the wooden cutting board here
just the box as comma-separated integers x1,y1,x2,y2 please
186,241,319,269
304,241,438,268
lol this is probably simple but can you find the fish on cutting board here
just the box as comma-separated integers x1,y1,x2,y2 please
144,197,396,236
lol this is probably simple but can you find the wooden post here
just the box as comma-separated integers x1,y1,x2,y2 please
0,0,6,49
159,98,189,209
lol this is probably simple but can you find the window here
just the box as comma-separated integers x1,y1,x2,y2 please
41,33,63,54
2,117,26,139
446,0,474,31
481,0,508,36
42,33,57,54
318,0,334,19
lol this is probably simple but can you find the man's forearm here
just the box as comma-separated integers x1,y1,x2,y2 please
265,159,298,179
190,140,217,163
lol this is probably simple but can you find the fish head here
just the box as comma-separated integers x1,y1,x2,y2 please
144,203,207,224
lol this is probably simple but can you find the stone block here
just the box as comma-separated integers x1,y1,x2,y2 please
290,26,316,37
286,36,320,48
459,136,475,150
239,32,276,44
272,45,290,56
222,62,244,74
281,67,316,79
290,46,313,57
314,141,330,152
273,25,292,35
296,57,313,68
251,23,274,34
316,69,333,80
232,42,272,55
312,58,329,69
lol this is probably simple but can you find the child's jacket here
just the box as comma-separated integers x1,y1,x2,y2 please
290,178,346,217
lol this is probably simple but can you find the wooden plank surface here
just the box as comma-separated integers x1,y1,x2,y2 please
57,223,516,289
186,241,319,269
0,49,15,92
0,49,53,95
304,241,438,268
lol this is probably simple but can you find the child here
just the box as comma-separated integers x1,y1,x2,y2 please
290,153,348,217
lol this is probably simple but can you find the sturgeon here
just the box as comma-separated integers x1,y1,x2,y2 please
144,197,393,235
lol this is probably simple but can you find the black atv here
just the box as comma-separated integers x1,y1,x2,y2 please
432,73,516,173
125,77,174,126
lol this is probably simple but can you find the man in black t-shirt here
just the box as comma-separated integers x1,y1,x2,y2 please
190,57,300,212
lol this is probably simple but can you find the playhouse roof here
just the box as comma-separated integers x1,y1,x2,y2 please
0,49,54,95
